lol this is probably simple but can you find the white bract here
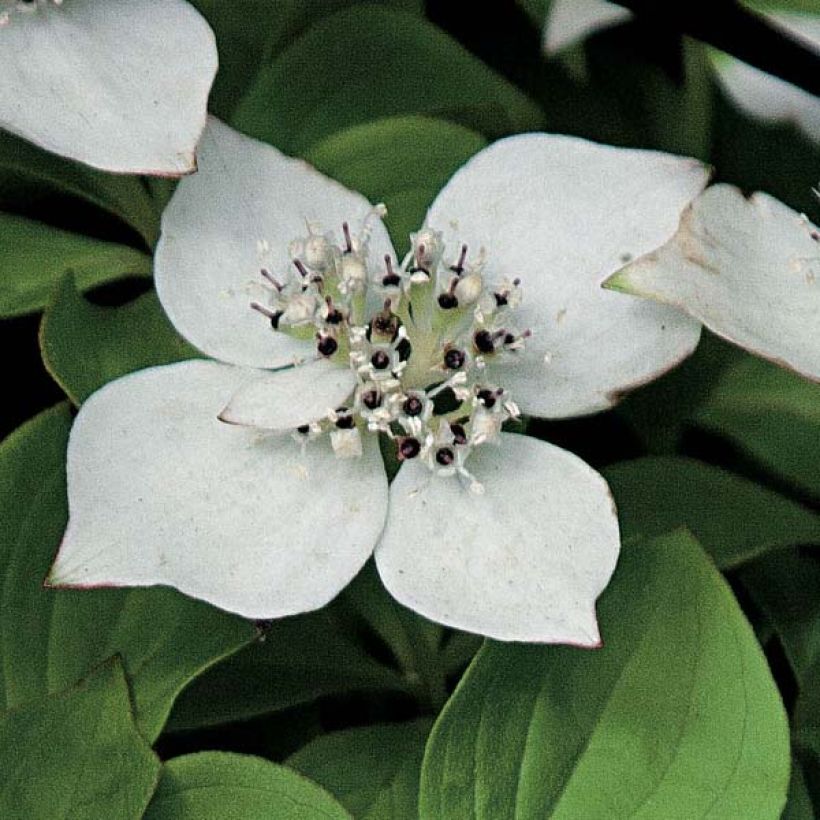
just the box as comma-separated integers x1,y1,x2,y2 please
49,118,709,644
606,184,820,382
0,0,216,175
544,0,820,146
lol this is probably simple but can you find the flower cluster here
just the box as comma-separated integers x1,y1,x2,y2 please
241,211,538,494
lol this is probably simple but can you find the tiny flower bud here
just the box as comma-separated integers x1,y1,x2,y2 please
340,255,367,290
303,235,333,272
283,293,317,326
454,271,483,305
331,427,363,459
411,228,444,271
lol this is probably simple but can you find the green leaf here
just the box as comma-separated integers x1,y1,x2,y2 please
166,605,412,732
419,530,790,819
232,5,544,155
144,752,352,819
603,456,820,569
0,212,151,318
0,658,160,820
40,273,199,405
0,130,160,246
694,355,820,499
190,0,423,120
304,116,487,252
0,406,255,741
288,720,431,819
739,551,820,682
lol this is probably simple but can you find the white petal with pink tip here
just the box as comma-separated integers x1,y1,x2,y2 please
50,359,388,619
375,432,619,645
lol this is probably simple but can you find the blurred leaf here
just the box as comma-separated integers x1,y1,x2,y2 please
739,551,820,682
0,658,160,820
587,35,714,161
305,116,486,252
288,720,431,819
420,530,790,819
795,657,820,761
40,273,198,405
517,0,549,28
0,212,150,318
0,130,160,246
604,456,820,569
191,0,423,119
694,355,820,499
747,1,820,12
166,605,413,732
782,756,815,820
0,406,255,741
712,91,820,217
144,752,351,819
439,630,484,676
616,331,741,453
233,5,544,155
341,561,447,711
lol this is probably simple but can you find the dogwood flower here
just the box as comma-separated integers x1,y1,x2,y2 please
0,0,216,174
545,0,820,147
48,118,709,645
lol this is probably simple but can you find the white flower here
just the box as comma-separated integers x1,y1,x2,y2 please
0,0,216,174
48,118,710,645
544,0,820,146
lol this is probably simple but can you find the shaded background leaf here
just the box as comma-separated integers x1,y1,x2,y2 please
0,659,160,820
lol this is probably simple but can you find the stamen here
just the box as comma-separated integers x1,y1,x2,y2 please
371,350,391,370
450,423,468,445
342,222,353,254
444,348,466,370
473,329,495,354
250,301,284,329
476,388,502,408
382,255,401,288
398,437,422,460
450,244,468,275
324,296,343,325
362,389,382,409
403,395,424,416
317,335,338,357
260,268,283,291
